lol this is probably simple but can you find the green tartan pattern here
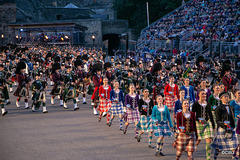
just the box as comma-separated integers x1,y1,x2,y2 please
196,120,214,139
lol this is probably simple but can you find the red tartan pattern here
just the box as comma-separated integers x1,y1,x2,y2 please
175,132,197,152
98,98,111,112
164,95,177,109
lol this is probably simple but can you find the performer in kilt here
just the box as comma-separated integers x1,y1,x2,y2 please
173,99,198,160
14,61,30,109
0,64,8,116
0,64,11,105
91,63,102,115
164,75,179,111
230,89,240,126
208,84,221,126
75,60,88,104
180,77,195,110
192,89,215,160
196,79,211,101
62,65,79,110
233,118,240,159
123,83,140,137
211,91,238,160
98,77,112,124
109,81,124,129
152,94,173,156
50,63,63,106
136,88,154,148
30,72,48,113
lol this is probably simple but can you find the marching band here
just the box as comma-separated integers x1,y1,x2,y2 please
0,45,239,160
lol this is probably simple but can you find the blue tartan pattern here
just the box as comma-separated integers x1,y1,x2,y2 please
137,115,153,132
211,127,238,151
153,122,172,137
123,108,140,123
109,102,124,115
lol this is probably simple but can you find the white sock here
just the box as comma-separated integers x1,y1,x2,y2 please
25,103,28,108
83,98,86,102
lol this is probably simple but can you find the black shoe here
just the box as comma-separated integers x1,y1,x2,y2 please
83,102,87,104
148,145,155,149
155,151,160,156
74,107,79,111
137,136,141,142
98,118,101,122
43,111,48,113
120,128,123,131
159,152,166,156
108,122,112,127
2,111,8,116
6,101,11,105
25,107,29,109
123,129,127,134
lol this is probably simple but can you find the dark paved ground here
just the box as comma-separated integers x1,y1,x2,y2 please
0,84,234,160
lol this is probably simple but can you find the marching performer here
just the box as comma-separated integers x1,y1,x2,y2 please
0,64,8,116
173,99,198,160
211,91,238,160
30,72,48,113
196,79,211,101
62,65,79,110
50,63,63,106
123,83,140,137
14,61,30,109
192,89,215,160
75,60,88,104
109,81,124,129
208,84,221,125
152,94,173,156
98,77,112,124
180,77,195,110
230,89,240,126
136,88,154,148
91,63,102,115
164,75,179,111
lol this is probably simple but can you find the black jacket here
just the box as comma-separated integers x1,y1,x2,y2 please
192,101,215,129
215,103,235,129
138,98,154,116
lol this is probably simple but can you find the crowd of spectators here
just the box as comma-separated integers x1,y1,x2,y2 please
138,0,240,49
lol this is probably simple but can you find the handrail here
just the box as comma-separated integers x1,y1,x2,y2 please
188,42,208,57
140,0,193,34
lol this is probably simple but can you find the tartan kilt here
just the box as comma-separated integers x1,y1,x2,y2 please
211,127,238,151
196,120,214,139
50,83,62,95
109,102,124,115
212,111,217,127
164,95,177,110
32,91,46,103
175,132,197,152
136,115,153,132
123,108,140,123
91,87,99,103
97,98,111,112
234,144,240,158
153,122,172,137
14,86,29,97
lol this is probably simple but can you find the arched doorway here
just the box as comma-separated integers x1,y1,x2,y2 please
102,34,120,56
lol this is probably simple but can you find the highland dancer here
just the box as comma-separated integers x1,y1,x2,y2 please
174,99,198,160
123,84,140,138
152,94,173,156
109,81,124,130
98,77,112,124
136,88,154,148
192,89,215,160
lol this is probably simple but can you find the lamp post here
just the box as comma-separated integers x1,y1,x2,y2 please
92,35,95,47
1,34,4,46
